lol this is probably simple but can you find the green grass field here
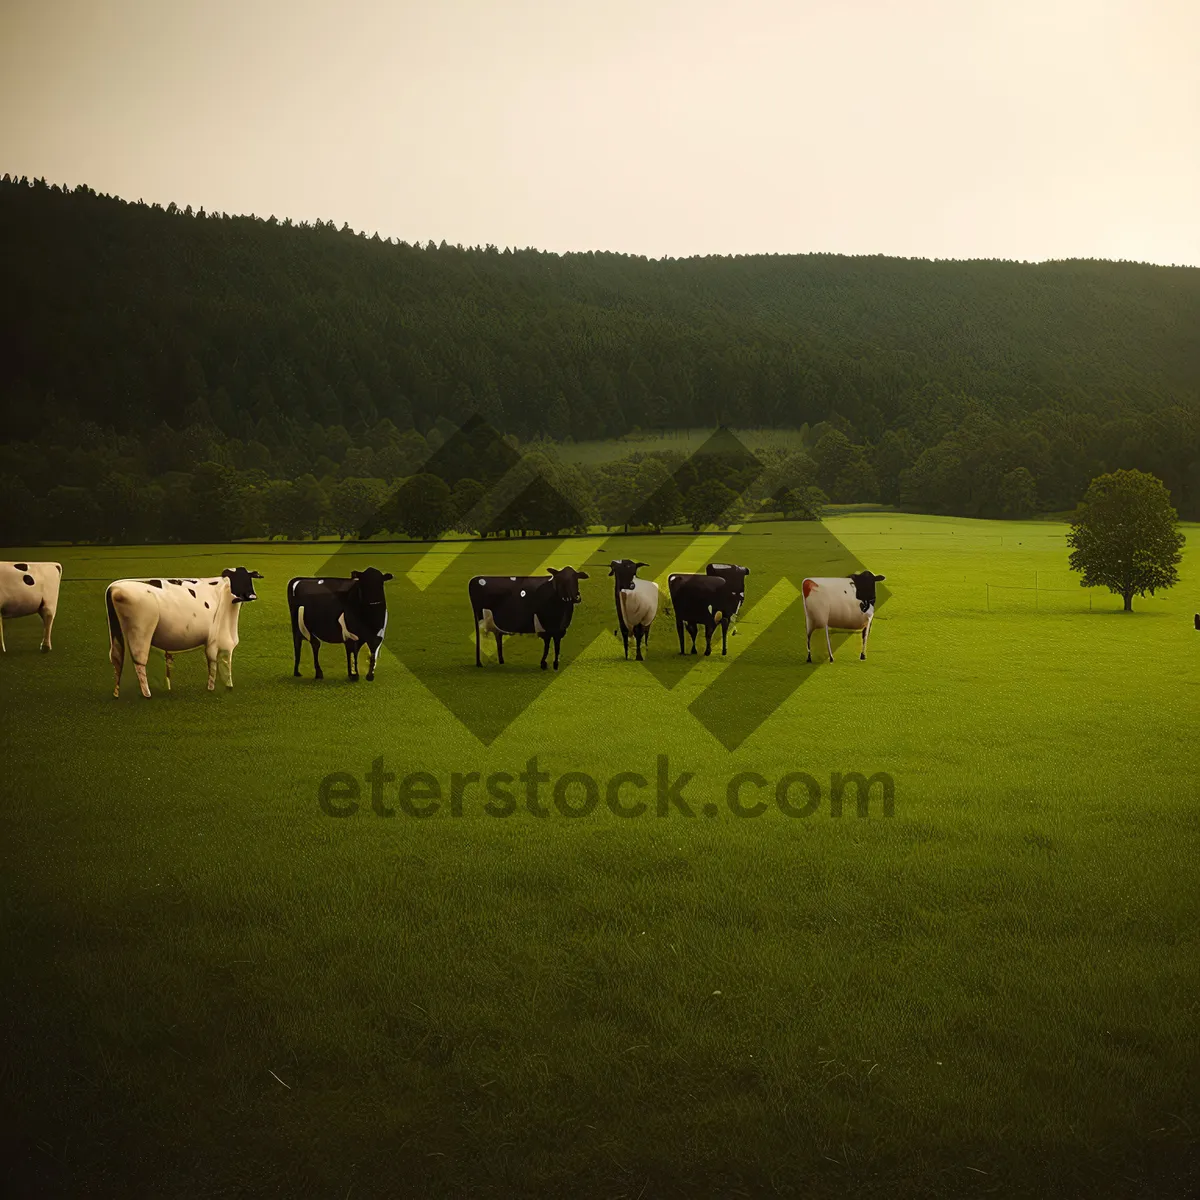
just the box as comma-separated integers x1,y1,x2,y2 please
2,514,1197,1198
552,425,812,465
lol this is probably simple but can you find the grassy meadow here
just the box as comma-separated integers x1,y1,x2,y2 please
1,513,1198,1198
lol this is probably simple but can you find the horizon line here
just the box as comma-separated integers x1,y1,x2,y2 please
5,171,1198,272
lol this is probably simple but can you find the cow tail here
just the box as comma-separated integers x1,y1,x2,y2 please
105,586,123,647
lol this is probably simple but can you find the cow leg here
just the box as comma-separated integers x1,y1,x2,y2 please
721,619,729,656
540,634,550,670
825,626,834,663
495,632,504,665
622,627,630,659
861,617,872,660
206,650,218,691
703,621,713,657
675,614,686,655
164,652,174,691
222,649,234,690
346,642,358,681
805,623,814,664
109,636,124,697
689,623,699,655
293,627,303,677
40,604,54,651
366,642,378,682
476,620,483,667
553,634,562,670
133,659,152,698
0,613,5,652
311,638,323,680
635,627,645,662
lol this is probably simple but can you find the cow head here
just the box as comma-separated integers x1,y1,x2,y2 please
609,559,649,591
547,566,588,604
849,570,886,613
222,567,263,602
708,562,749,589
351,567,394,608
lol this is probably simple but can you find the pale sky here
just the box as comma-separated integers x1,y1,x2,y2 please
2,0,1197,265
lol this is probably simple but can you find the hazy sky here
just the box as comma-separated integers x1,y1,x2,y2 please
2,0,1197,264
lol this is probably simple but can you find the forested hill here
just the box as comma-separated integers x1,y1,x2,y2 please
2,173,1199,538
5,174,1198,441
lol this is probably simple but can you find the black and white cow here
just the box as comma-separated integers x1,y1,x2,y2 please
802,569,886,662
609,559,659,661
469,566,589,670
288,567,393,682
706,561,750,635
0,561,61,652
106,568,262,697
667,564,750,656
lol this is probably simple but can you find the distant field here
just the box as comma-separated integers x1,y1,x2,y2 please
553,425,812,464
1,514,1197,1198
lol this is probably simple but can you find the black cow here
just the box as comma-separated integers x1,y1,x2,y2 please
469,566,589,670
706,562,750,632
609,559,659,661
668,563,751,656
288,567,393,682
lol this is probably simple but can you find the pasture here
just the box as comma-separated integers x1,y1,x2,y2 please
552,425,812,465
1,514,1197,1198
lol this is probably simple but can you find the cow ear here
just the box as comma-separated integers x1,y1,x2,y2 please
382,573,394,582
547,567,559,575
635,561,648,569
251,570,263,578
743,567,751,575
221,568,233,579
874,574,886,582
576,571,589,580
350,570,361,579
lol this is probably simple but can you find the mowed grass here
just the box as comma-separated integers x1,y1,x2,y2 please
554,425,812,465
1,515,1197,1198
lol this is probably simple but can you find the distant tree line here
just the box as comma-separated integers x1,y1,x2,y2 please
2,173,1198,540
0,412,830,544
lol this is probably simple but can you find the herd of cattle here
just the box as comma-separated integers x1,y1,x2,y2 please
0,558,886,696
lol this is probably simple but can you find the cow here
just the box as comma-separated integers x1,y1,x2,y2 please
0,561,61,653
106,567,262,697
801,569,886,663
288,567,393,682
469,566,589,670
666,563,751,656
707,561,751,639
609,559,658,661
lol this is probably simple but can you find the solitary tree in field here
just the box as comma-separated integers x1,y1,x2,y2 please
1067,469,1184,611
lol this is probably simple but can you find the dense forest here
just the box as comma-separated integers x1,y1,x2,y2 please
2,173,1198,542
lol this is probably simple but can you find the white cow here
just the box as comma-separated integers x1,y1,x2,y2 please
609,559,659,661
106,567,262,697
0,561,61,652
802,570,886,663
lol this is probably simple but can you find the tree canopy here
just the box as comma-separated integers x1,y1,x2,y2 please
1067,469,1186,610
